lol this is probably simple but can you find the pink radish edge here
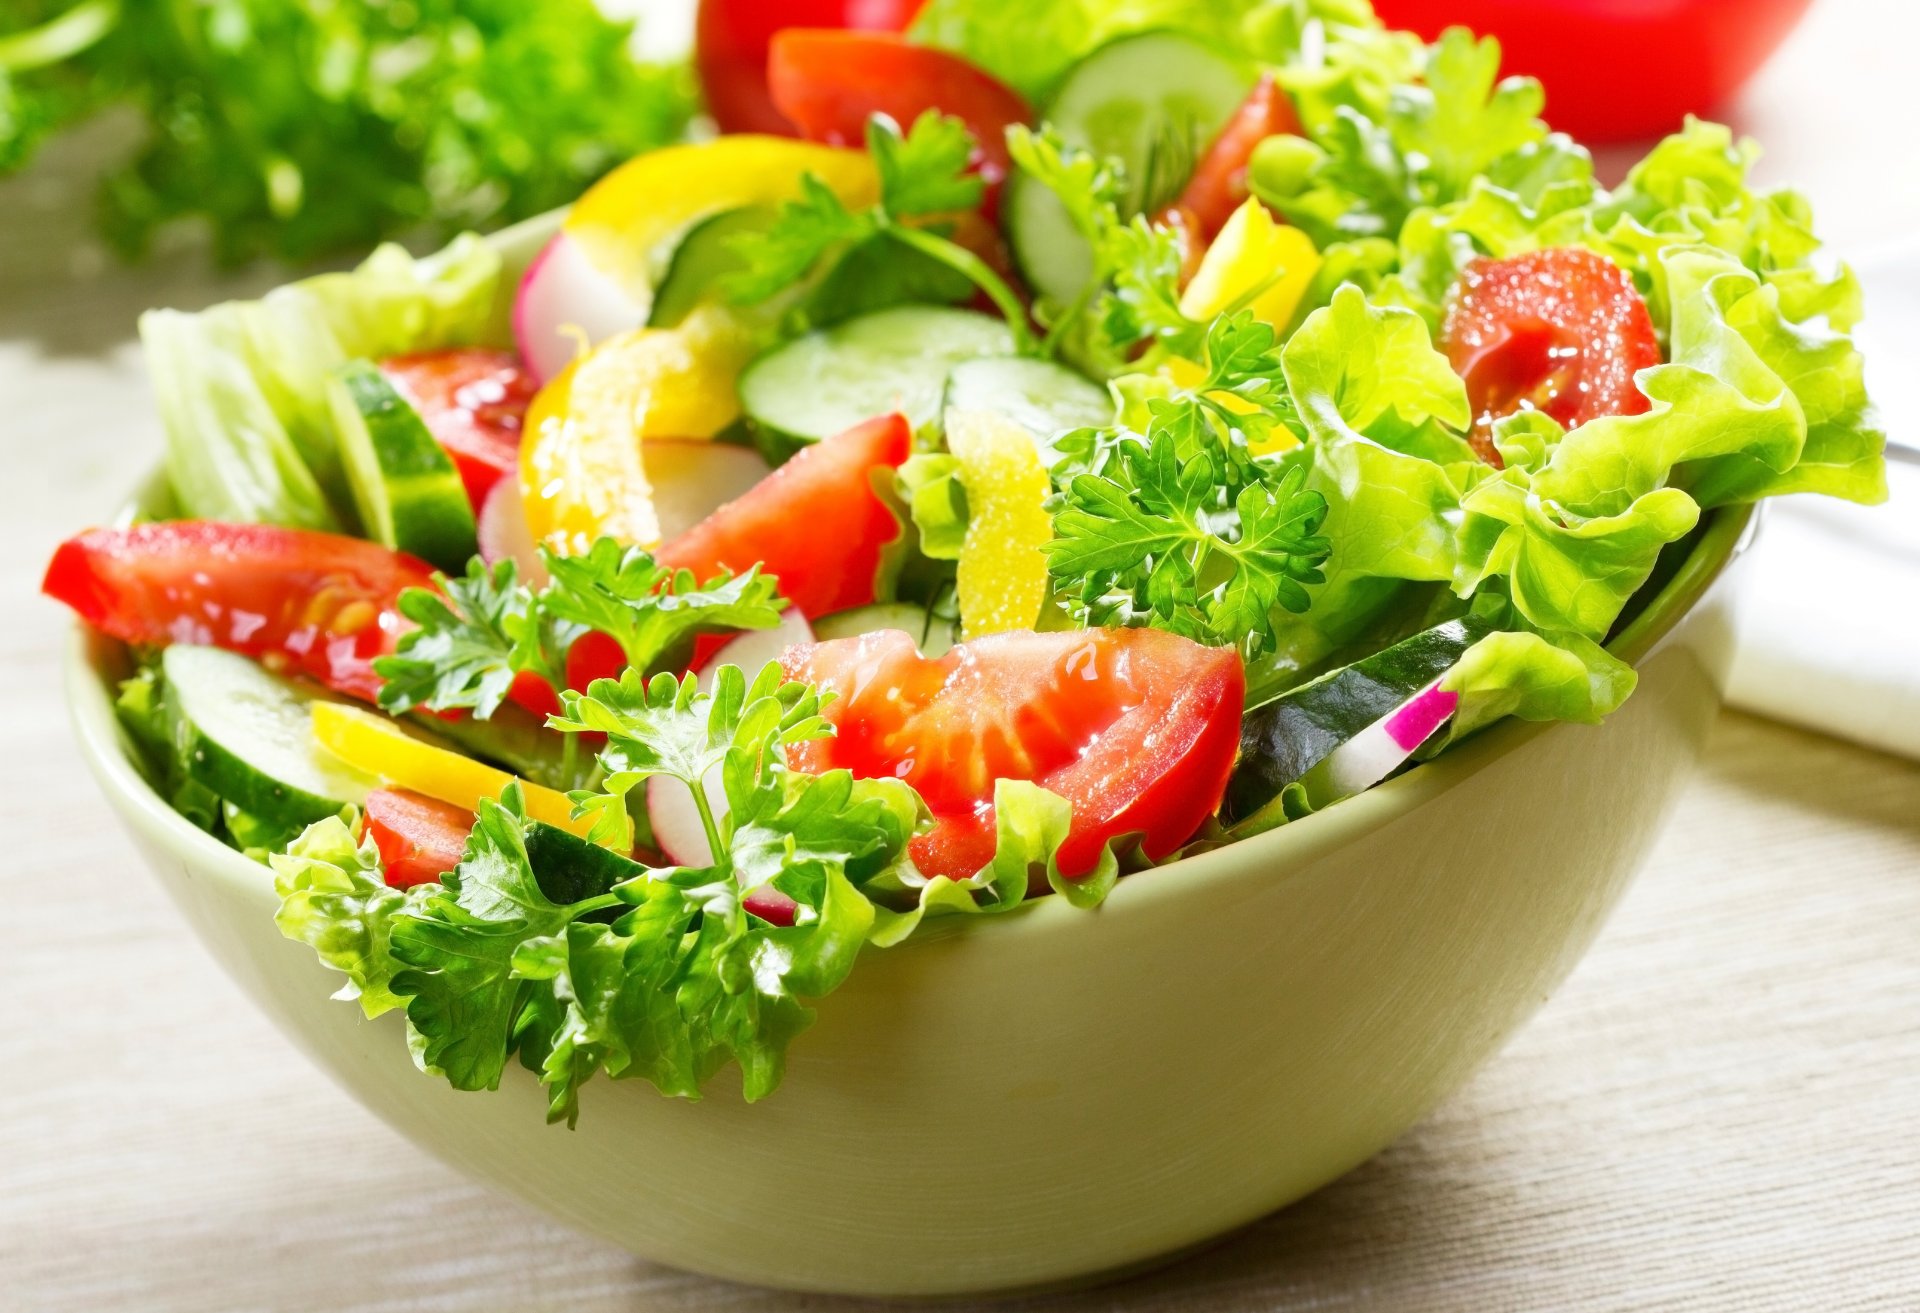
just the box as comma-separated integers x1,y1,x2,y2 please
1385,684,1460,753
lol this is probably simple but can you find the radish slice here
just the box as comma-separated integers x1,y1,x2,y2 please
1307,680,1460,806
646,769,729,868
476,477,548,587
645,769,802,923
694,606,815,689
512,232,649,385
648,440,770,544
645,609,815,868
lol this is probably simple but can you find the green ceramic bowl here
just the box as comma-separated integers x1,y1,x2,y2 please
62,216,1756,1297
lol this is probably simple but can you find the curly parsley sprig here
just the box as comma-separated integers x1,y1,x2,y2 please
1046,312,1332,659
373,540,786,785
719,110,1036,351
276,662,923,1124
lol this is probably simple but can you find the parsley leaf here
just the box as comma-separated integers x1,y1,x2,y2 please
1006,125,1202,372
721,111,1031,348
388,793,584,1090
1046,313,1332,658
542,540,786,677
870,109,985,216
375,559,575,721
713,173,876,307
374,541,784,723
540,662,918,1112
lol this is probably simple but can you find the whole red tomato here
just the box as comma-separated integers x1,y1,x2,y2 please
1372,0,1813,142
696,0,928,135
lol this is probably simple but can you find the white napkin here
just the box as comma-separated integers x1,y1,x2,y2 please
1725,243,1920,759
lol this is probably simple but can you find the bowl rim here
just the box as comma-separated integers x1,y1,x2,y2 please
66,488,1755,944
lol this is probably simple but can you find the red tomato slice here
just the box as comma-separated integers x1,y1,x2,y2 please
363,788,474,888
1442,247,1660,466
1372,0,1811,143
379,349,537,510
768,30,1031,190
697,0,927,136
782,628,1245,882
564,414,913,692
1171,74,1303,242
657,413,910,620
43,522,436,704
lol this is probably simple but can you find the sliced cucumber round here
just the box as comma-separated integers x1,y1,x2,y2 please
738,306,1016,449
941,357,1113,459
1007,31,1255,306
1226,614,1497,822
648,206,776,330
163,645,376,828
812,602,956,657
330,360,477,571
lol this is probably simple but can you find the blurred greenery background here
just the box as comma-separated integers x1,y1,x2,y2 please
0,0,695,266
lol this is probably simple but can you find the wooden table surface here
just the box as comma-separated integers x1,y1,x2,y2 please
5,2,1918,1308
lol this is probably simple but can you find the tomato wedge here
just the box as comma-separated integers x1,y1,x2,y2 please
697,0,927,136
563,413,912,691
657,413,910,619
1170,74,1304,243
783,628,1245,881
43,522,435,704
380,349,537,510
768,30,1031,189
362,788,474,888
1442,247,1660,466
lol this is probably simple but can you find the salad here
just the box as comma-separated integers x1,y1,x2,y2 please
44,0,1885,1125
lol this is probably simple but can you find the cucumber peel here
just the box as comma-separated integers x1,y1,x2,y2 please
330,359,477,570
163,645,376,828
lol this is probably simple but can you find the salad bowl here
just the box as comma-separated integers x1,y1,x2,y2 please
68,456,1752,1299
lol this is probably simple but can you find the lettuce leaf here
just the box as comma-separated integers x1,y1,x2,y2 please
271,813,424,1017
142,234,504,529
1439,627,1636,743
1240,100,1883,712
1250,286,1477,693
868,778,1126,945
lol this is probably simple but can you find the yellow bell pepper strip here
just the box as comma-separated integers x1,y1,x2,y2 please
949,410,1054,640
519,137,880,557
518,305,756,556
1165,199,1323,454
566,136,879,303
312,702,604,845
1179,196,1322,329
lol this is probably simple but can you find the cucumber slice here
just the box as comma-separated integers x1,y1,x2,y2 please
812,602,956,657
163,645,376,828
1226,614,1498,821
647,206,776,330
329,360,477,571
1007,32,1255,306
941,357,1112,460
739,306,1016,449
